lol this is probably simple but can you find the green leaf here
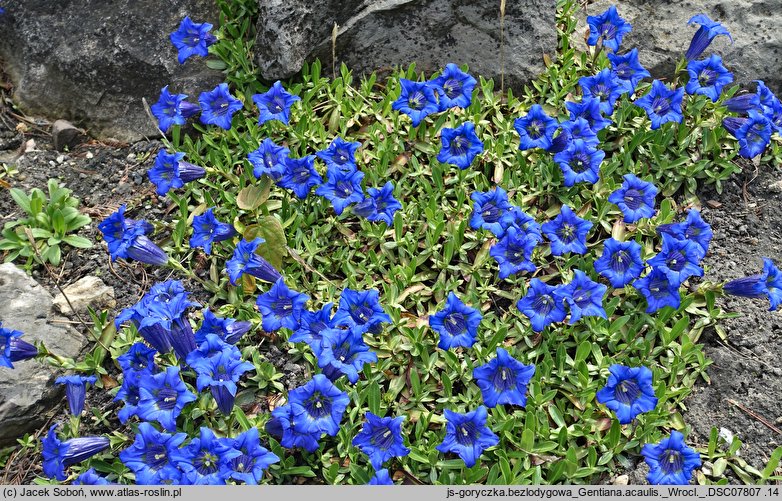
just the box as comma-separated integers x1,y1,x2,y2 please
761,446,782,482
245,216,287,270
51,210,66,236
236,181,270,211
62,235,94,249
9,188,32,215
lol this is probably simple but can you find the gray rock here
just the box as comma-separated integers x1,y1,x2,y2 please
52,275,116,317
0,1,223,142
0,263,88,446
574,1,782,94
51,119,87,152
255,0,556,90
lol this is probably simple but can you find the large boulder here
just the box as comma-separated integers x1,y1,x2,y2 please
0,263,88,446
575,1,782,94
254,0,556,89
0,1,223,142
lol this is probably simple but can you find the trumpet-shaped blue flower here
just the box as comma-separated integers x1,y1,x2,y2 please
436,406,498,468
608,48,650,94
566,97,612,132
685,14,732,61
316,137,361,173
470,187,514,236
73,468,112,485
594,238,645,287
586,5,632,52
725,258,782,311
579,70,623,115
754,81,782,131
140,294,199,359
361,182,402,226
608,173,658,223
647,233,704,285
98,206,168,265
437,122,484,169
247,138,289,181
633,268,681,313
555,270,608,323
657,209,713,260
179,427,239,485
117,342,157,375
253,81,300,125
685,54,733,102
554,139,604,187
289,302,335,351
541,205,592,256
504,207,542,242
596,364,658,424
266,404,321,452
490,226,537,279
225,427,279,485
352,412,410,470
42,424,110,481
516,279,567,332
289,374,350,437
432,63,477,110
150,86,199,132
332,288,392,335
137,366,197,431
316,167,365,215
369,469,394,485
514,104,558,150
195,309,251,345
119,422,188,485
559,117,599,146
55,375,97,417
642,431,701,485
115,370,143,424
0,323,36,369
199,83,243,130
728,110,773,158
546,129,572,154
316,328,378,384
392,79,439,127
279,155,323,198
170,16,217,64
187,339,254,414
429,292,482,350
256,278,310,332
634,80,684,130
724,92,762,113
190,208,236,255
473,348,535,408
225,237,282,286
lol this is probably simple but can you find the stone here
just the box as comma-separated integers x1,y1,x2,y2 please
254,0,556,90
51,120,87,152
52,276,116,317
0,1,223,142
613,474,629,485
574,1,782,94
0,263,88,446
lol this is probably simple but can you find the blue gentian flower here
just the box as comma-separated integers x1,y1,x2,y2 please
119,422,188,485
472,348,535,408
437,122,484,169
647,233,704,285
255,278,310,332
148,150,206,196
137,366,197,431
332,288,392,334
724,92,762,114
559,117,599,146
117,342,157,375
199,83,244,130
316,328,378,384
179,427,239,485
316,167,365,215
98,206,168,265
352,412,410,470
42,424,110,481
265,404,321,452
514,104,559,150
353,197,377,219
436,406,499,468
288,374,350,437
555,270,608,323
316,137,361,173
279,155,323,198
634,80,685,129
608,173,659,223
225,237,282,286
362,182,402,226
685,54,733,102
0,323,36,369
593,238,645,287
516,279,567,332
253,81,300,125
586,5,632,52
141,294,199,360
115,370,143,424
755,81,782,132
97,205,151,261
756,80,779,109
724,110,774,158
73,468,112,485
170,16,217,64
541,205,593,256
489,226,537,279
504,207,542,242
469,187,514,236
642,431,702,485
247,138,289,181
566,97,612,132
546,128,573,154
429,292,482,350
189,333,227,360
596,364,658,424
554,139,604,187
608,48,651,95
289,302,335,352
725,258,782,311
685,14,733,61
368,469,394,485
225,427,279,485
150,86,200,132
633,268,681,313
187,340,254,414
392,79,439,127
195,309,252,345
657,209,713,260
55,375,97,417
579,69,623,115
190,208,236,255
431,63,478,110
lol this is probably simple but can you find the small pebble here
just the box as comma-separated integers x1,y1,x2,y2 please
86,151,94,159
56,155,65,164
